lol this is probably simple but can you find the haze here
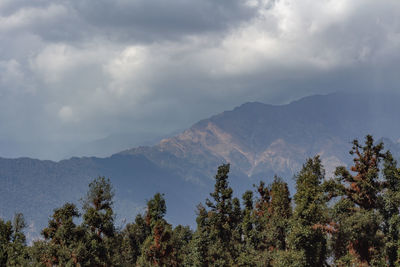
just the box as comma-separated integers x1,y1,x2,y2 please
0,0,399,159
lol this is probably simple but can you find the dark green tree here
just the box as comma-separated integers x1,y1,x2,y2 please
121,214,151,265
252,177,292,265
0,213,29,266
188,164,241,266
171,225,192,264
137,193,178,266
81,176,116,266
324,135,386,266
0,218,12,266
185,204,210,267
236,190,260,266
145,192,166,228
381,152,400,266
288,156,329,266
33,203,85,266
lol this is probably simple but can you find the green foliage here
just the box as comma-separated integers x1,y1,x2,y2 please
0,213,29,266
6,134,400,266
145,193,166,228
81,176,116,266
325,135,388,266
121,214,151,265
381,152,400,266
188,164,242,266
32,203,85,266
0,218,12,266
288,156,328,267
136,193,184,266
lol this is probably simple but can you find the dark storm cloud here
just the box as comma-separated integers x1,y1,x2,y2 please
70,0,258,42
0,0,399,159
0,0,259,43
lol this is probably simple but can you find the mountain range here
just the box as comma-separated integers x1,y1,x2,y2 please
1,92,400,239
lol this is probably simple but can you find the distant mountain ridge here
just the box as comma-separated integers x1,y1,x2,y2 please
120,92,400,182
1,92,400,239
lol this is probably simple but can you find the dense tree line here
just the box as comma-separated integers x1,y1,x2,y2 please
1,135,400,266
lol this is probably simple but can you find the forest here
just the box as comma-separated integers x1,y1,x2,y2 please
1,135,400,266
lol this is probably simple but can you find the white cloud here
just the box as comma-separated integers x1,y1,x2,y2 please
58,105,74,122
0,4,68,33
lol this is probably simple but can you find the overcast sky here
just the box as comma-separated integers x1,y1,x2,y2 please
1,0,400,159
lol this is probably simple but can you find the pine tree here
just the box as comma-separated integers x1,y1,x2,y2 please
206,163,241,266
137,193,178,266
236,190,260,266
188,164,241,266
5,213,29,266
171,225,192,264
381,152,400,266
0,213,29,266
0,218,12,266
288,156,329,266
324,135,386,266
81,176,116,266
185,204,210,267
253,177,292,265
121,214,151,265
35,203,85,266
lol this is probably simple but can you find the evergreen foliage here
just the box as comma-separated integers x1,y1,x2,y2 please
288,156,328,266
2,135,400,266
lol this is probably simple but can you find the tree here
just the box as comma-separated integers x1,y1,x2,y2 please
171,225,192,264
252,177,292,265
288,156,329,266
0,218,12,265
185,204,210,267
34,203,85,266
324,135,386,266
81,176,116,266
137,193,178,266
188,164,241,266
145,193,166,228
0,213,29,266
121,214,151,265
381,152,400,266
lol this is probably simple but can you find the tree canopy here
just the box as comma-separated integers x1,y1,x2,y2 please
1,135,400,266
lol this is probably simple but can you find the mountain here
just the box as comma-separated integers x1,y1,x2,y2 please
1,92,400,239
120,92,400,184
62,131,176,159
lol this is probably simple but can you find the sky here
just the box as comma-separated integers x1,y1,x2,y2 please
1,0,400,159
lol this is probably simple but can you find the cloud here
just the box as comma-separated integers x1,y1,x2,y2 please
0,0,399,159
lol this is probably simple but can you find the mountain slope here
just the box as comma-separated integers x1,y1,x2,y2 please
121,92,400,182
1,92,400,239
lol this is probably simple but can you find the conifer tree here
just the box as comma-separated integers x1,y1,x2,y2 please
206,163,241,265
253,177,292,265
240,190,256,249
288,156,329,266
236,190,260,266
381,152,400,266
324,135,386,266
34,203,85,266
137,193,178,266
171,225,192,264
0,218,12,266
81,176,116,266
185,204,210,267
0,214,28,266
5,213,28,266
121,214,151,265
188,164,241,266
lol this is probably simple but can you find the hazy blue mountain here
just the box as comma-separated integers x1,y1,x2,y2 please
62,131,178,158
1,92,399,240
